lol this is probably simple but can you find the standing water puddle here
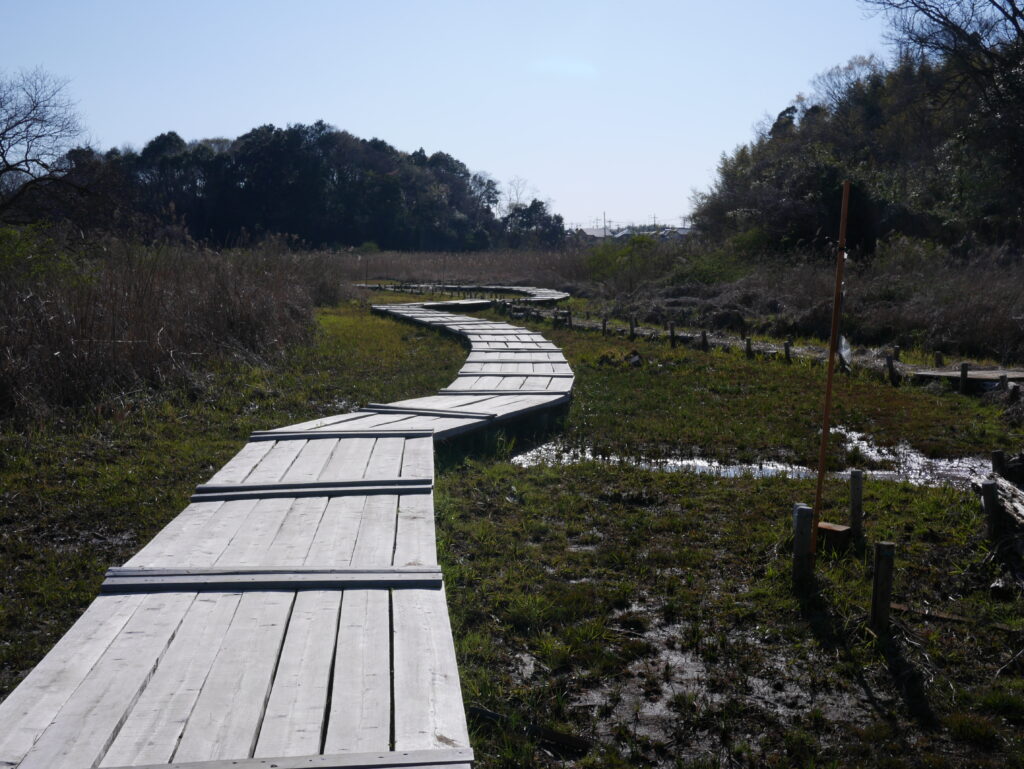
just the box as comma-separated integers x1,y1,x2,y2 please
511,427,990,487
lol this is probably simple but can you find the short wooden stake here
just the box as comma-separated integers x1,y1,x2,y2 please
629,316,636,340
745,338,754,359
849,469,863,540
993,450,1007,476
700,330,709,352
601,316,608,336
793,503,814,587
982,479,1002,540
870,542,895,637
567,310,573,329
892,345,900,361
885,355,899,387
934,351,944,367
959,363,970,394
999,374,1008,391
669,322,676,348
784,340,792,363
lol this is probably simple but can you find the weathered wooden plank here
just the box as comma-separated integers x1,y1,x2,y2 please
279,437,340,485
101,748,471,769
254,590,342,757
214,496,294,566
243,439,308,483
99,592,242,767
0,593,146,768
304,495,366,566
191,479,432,503
126,498,261,568
365,437,407,479
16,592,197,769
173,591,295,762
323,590,391,753
102,569,442,593
350,494,401,566
207,441,275,485
263,495,331,566
393,494,438,568
318,436,377,481
393,587,470,751
123,500,224,566
400,436,434,479
251,430,434,441
360,404,497,420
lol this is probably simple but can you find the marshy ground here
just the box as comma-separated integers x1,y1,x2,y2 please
2,291,1023,768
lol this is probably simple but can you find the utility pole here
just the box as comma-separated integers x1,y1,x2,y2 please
603,211,607,238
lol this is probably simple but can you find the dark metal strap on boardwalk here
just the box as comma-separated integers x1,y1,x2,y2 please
98,747,474,768
437,389,571,397
249,429,435,441
191,478,433,502
101,566,444,594
359,403,497,419
455,371,575,378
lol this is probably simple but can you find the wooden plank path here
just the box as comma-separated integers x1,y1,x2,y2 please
0,289,573,769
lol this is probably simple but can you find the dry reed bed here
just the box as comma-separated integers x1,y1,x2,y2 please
0,239,350,419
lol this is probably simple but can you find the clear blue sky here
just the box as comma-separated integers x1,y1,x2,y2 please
4,0,890,229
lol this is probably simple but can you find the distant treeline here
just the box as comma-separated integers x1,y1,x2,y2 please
11,121,565,251
692,0,1024,254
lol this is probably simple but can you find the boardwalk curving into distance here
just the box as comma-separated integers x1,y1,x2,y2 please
0,287,571,769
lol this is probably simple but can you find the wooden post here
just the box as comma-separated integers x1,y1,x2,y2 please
870,542,895,637
602,316,608,336
629,316,636,340
745,337,754,359
700,330,709,352
885,355,899,387
934,351,944,367
784,340,792,363
993,450,1007,476
567,310,573,329
959,362,970,394
850,470,863,540
999,374,1008,391
669,322,676,348
893,345,900,361
793,504,814,587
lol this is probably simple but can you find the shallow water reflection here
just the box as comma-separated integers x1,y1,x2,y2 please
511,427,990,487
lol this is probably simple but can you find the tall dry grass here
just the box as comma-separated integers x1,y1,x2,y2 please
349,248,589,289
0,233,350,419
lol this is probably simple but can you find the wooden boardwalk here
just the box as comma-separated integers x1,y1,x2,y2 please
0,289,572,769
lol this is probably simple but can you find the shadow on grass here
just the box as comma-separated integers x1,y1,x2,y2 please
794,573,937,731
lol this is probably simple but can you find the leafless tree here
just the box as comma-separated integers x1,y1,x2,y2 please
0,68,83,218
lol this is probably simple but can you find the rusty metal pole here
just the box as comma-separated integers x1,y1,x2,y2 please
811,180,851,553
